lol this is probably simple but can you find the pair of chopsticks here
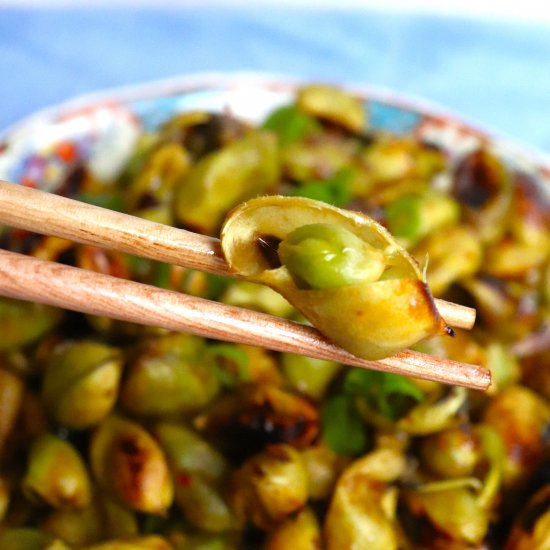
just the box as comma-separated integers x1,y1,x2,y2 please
0,180,490,390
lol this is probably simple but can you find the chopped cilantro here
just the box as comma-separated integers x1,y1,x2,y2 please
290,168,354,207
343,369,424,420
204,274,232,300
75,191,124,212
154,262,172,289
321,394,370,455
262,105,321,146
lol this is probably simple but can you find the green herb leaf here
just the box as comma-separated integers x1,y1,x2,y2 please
321,394,369,455
124,254,155,279
290,167,354,207
154,262,172,289
262,105,321,147
75,191,124,212
204,274,232,300
343,369,424,420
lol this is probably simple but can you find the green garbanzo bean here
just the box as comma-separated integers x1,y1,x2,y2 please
278,223,387,289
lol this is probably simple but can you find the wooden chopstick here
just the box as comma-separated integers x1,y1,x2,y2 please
0,180,489,389
0,248,489,389
0,180,475,331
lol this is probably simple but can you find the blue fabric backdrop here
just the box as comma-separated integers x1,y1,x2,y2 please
1,7,549,153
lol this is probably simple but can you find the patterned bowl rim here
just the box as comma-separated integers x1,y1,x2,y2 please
2,70,550,173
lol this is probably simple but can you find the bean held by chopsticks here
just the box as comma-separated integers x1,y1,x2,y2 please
0,180,486,389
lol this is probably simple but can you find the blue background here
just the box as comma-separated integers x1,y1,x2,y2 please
1,7,550,153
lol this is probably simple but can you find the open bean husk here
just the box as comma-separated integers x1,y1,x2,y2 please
221,195,446,359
